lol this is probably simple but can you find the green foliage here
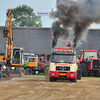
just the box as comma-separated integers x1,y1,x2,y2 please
11,5,42,27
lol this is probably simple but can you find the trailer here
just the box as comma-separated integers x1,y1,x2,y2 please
38,56,49,74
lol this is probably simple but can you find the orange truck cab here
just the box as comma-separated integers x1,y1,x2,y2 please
24,57,39,75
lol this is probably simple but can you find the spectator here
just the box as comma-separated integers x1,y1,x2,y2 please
0,63,3,79
54,56,59,62
69,56,74,61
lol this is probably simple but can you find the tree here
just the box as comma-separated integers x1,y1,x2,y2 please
11,5,42,27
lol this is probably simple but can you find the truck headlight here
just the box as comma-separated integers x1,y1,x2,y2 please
51,73,55,75
76,64,78,68
71,74,74,76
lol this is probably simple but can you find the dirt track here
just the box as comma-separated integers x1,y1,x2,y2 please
0,77,100,100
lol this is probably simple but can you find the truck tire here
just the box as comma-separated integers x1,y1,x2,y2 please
81,63,87,77
77,70,81,80
87,72,93,76
77,63,82,80
95,70,100,77
78,63,82,70
49,78,57,82
70,78,77,82
25,68,32,75
43,68,45,75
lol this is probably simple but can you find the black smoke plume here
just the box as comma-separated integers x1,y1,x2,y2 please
51,0,100,48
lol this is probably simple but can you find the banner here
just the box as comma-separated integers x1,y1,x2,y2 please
36,8,56,16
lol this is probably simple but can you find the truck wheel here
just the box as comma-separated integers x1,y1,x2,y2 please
43,69,45,75
49,78,53,82
49,78,57,82
25,68,32,75
77,70,81,80
78,63,82,70
95,70,100,77
87,72,93,76
81,63,87,77
77,63,82,80
70,78,77,82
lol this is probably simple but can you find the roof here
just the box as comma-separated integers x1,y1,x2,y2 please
0,26,100,55
0,26,52,55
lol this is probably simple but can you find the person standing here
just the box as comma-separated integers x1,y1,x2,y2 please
0,63,3,79
69,56,74,61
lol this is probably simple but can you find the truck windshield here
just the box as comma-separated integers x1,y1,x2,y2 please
40,57,45,61
24,55,34,62
29,58,35,62
84,52,97,59
12,49,20,64
51,54,76,63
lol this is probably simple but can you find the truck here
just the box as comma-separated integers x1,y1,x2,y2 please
23,54,49,75
2,9,25,77
38,56,49,73
45,47,81,82
24,57,39,75
24,53,35,62
77,49,100,77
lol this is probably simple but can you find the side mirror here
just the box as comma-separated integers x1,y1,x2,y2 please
98,50,100,58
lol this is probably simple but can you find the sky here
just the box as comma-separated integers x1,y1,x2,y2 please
0,0,100,29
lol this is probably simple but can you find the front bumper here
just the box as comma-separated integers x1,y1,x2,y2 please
31,67,39,71
50,71,76,79
38,67,44,72
32,67,44,72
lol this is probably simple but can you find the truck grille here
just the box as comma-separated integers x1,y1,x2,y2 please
56,66,70,71
92,60,100,69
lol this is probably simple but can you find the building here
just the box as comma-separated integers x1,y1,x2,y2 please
0,26,100,55
0,26,52,55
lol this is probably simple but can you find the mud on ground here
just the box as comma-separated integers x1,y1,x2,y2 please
0,77,100,100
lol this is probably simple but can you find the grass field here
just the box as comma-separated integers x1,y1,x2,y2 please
24,73,100,79
24,73,45,77
82,77,100,79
